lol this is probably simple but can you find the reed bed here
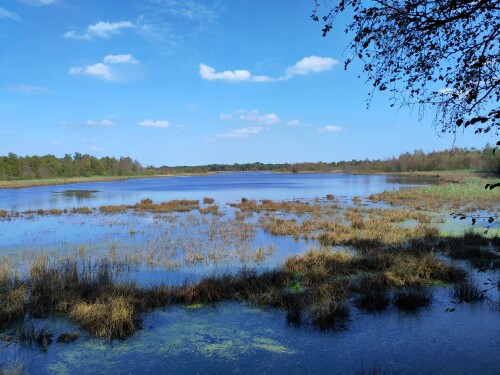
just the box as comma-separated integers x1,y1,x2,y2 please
0,182,497,341
369,178,500,212
0,245,467,339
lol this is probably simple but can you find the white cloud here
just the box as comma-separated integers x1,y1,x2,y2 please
64,21,135,40
220,109,281,125
51,140,62,145
104,54,139,64
69,63,114,81
139,119,170,128
317,125,342,133
69,54,139,81
199,64,252,83
217,126,264,139
286,119,301,127
0,7,20,21
200,56,337,83
86,119,114,127
285,56,339,78
9,84,49,94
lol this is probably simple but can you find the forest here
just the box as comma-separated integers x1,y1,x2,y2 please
0,145,498,181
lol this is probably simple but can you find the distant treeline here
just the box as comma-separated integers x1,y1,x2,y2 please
0,153,146,180
164,145,499,175
0,146,498,181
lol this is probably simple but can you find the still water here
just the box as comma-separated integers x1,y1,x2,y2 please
0,173,498,374
0,172,430,211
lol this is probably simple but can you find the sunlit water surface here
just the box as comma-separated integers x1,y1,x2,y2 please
0,173,498,374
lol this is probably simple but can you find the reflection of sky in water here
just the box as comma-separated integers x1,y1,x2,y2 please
0,172,434,211
2,293,499,374
0,173,498,374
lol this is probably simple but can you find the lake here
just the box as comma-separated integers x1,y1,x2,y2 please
0,173,498,374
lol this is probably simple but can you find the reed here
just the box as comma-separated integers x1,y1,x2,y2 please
69,296,136,340
394,287,432,311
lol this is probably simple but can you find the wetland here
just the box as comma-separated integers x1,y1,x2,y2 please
0,172,498,374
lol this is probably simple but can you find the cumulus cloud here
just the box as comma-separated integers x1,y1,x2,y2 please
69,63,114,81
199,64,252,83
317,125,342,133
103,54,139,64
69,54,139,81
139,119,170,128
86,119,113,127
220,109,281,125
285,56,339,78
0,7,20,21
200,55,338,83
217,126,264,139
9,84,49,94
64,21,135,40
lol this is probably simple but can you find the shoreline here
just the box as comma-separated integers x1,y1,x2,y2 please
0,174,191,189
0,170,496,189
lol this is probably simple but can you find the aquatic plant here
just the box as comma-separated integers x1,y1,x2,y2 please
394,287,432,311
69,296,136,340
18,323,53,351
452,280,486,303
355,290,390,311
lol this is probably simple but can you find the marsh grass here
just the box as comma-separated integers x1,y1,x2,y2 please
99,205,128,214
452,280,486,303
230,198,321,216
69,296,136,340
0,245,468,338
0,184,494,339
394,287,432,311
56,332,79,343
310,301,350,331
198,205,220,215
369,178,500,212
355,291,390,311
438,229,499,269
18,323,53,350
70,207,93,215
134,199,199,213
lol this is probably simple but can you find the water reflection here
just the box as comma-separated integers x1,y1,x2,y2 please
0,173,437,211
57,190,99,199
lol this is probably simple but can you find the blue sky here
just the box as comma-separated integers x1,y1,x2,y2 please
0,0,494,166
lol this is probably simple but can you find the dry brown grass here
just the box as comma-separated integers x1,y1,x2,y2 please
69,296,136,339
369,178,500,212
99,205,128,213
70,207,94,215
198,205,220,215
230,198,322,216
134,199,199,213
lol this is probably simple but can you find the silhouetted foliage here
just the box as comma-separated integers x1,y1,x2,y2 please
312,0,500,138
